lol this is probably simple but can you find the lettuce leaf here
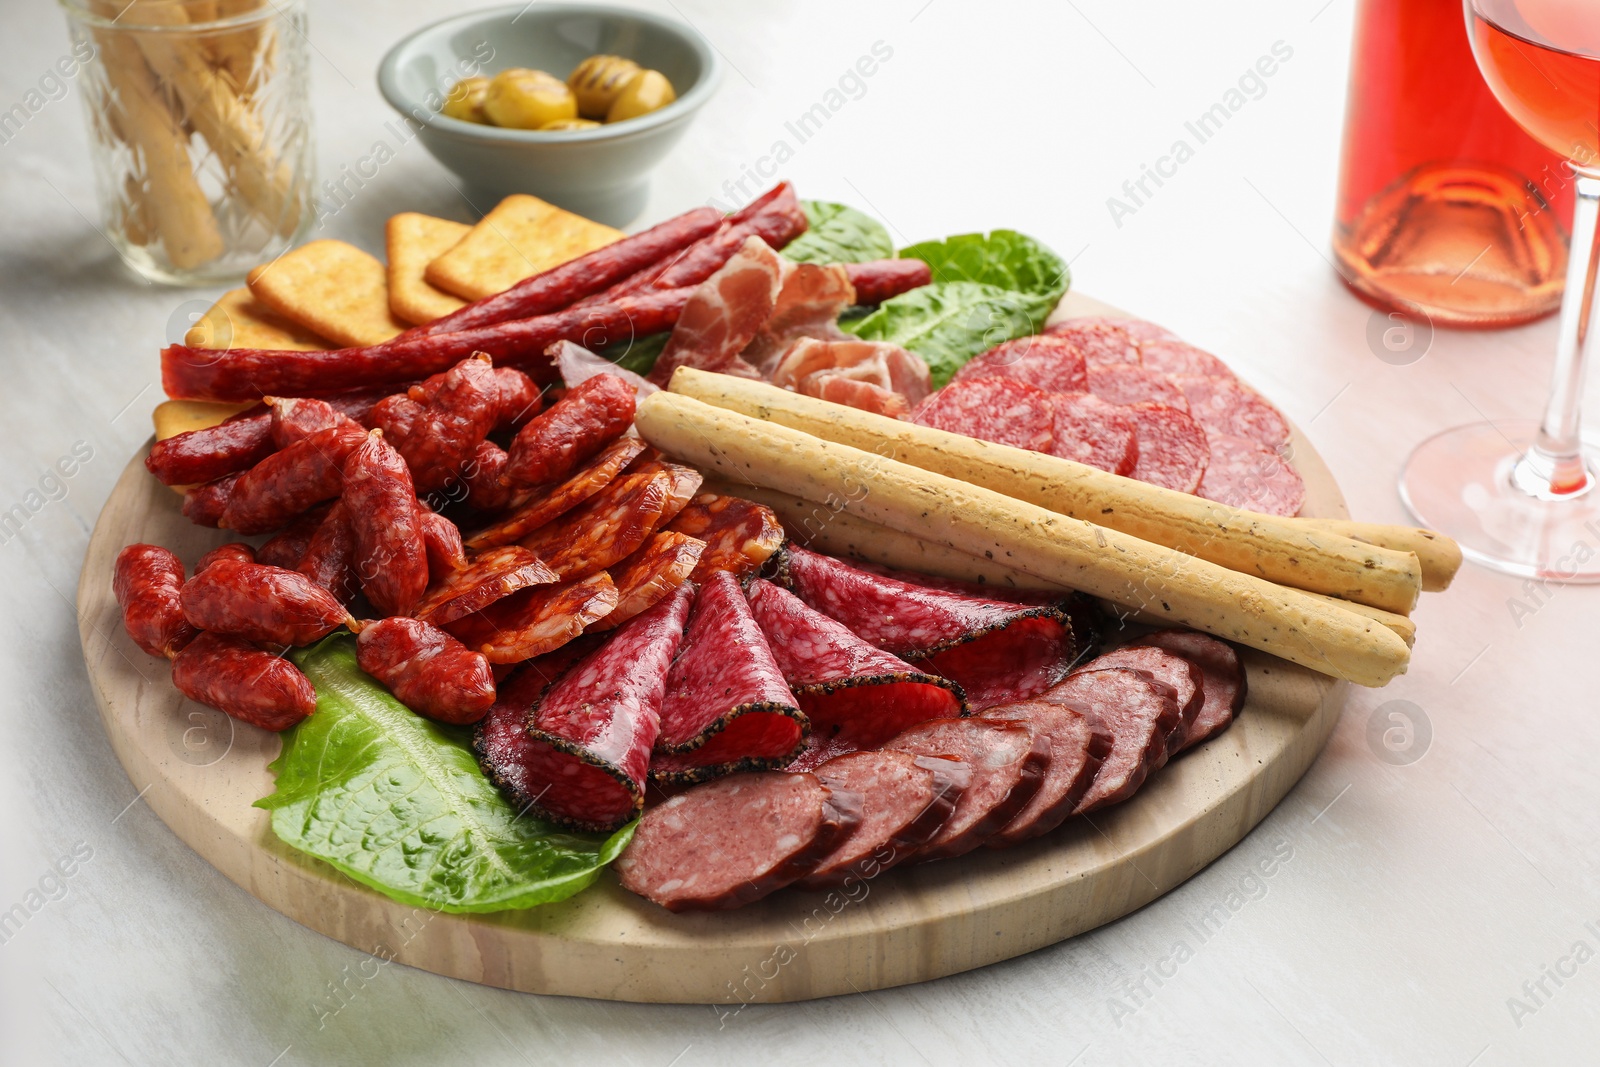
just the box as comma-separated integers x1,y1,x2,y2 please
784,201,895,264
899,229,1069,299
607,331,668,376
257,635,631,913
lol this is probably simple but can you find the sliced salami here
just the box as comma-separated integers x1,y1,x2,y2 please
1143,629,1246,751
980,701,1111,845
1197,434,1306,517
497,583,692,830
909,377,1054,452
651,572,808,783
589,530,705,632
1053,315,1181,345
1048,391,1138,476
1172,374,1291,450
1075,645,1203,758
463,436,646,551
887,717,1049,860
666,493,786,582
951,335,1089,394
1044,319,1141,365
1086,363,1189,410
615,771,862,911
747,579,964,768
625,458,704,527
518,469,674,580
1122,401,1210,493
796,751,969,889
444,572,618,663
412,546,559,626
1137,341,1233,378
1041,667,1181,814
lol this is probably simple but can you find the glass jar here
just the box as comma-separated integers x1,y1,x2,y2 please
59,0,315,285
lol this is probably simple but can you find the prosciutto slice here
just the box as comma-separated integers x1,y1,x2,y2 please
742,260,858,375
647,236,784,386
771,338,932,418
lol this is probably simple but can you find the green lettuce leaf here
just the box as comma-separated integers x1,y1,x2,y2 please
607,331,668,376
899,229,1069,299
257,635,631,913
784,201,895,264
843,280,1059,388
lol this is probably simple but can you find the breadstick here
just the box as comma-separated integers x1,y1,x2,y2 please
1298,518,1462,592
638,392,1410,686
668,369,1428,613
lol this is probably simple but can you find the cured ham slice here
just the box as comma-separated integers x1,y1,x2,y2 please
772,338,933,418
741,260,857,376
647,236,784,386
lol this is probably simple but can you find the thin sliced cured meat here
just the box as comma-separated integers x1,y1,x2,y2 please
741,260,858,376
780,546,1081,710
1138,341,1232,378
748,579,964,769
1086,363,1189,410
518,469,674,580
1143,629,1246,751
1044,319,1141,366
444,572,618,663
1197,434,1306,517
651,572,808,782
772,338,932,417
590,531,704,632
625,458,704,526
1172,374,1291,450
464,436,645,551
474,585,691,831
1123,402,1210,493
1049,391,1138,475
1075,644,1203,757
951,335,1089,394
797,751,968,889
805,373,912,419
666,493,786,582
909,377,1054,452
888,717,1048,860
615,771,862,911
1041,667,1181,814
648,236,784,386
412,545,559,626
980,701,1111,845
1053,315,1181,345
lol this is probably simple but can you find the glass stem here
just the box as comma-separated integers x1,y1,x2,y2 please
1521,170,1600,496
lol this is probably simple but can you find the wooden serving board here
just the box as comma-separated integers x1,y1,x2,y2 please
76,294,1348,1004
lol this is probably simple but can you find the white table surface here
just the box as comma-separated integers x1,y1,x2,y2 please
2,0,1595,1063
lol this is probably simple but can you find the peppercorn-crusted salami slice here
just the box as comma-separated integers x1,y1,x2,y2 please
950,335,1089,394
747,579,964,769
666,493,786,582
518,469,674,580
1122,401,1210,493
590,531,704,632
615,771,862,911
796,750,969,889
1143,629,1246,751
1137,341,1232,378
1048,391,1139,475
909,377,1054,452
412,545,560,626
1172,374,1291,450
444,572,618,663
980,701,1111,844
1073,644,1203,758
1041,667,1181,814
1197,434,1306,517
778,546,1081,710
463,436,646,551
1086,363,1189,410
475,583,692,831
888,717,1049,860
649,572,807,784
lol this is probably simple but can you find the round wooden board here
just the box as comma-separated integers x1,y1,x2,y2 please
77,292,1349,1004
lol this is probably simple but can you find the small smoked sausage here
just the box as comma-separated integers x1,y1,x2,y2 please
342,430,429,618
145,412,274,487
355,616,496,725
182,473,242,528
394,354,500,494
113,544,199,658
460,440,515,512
179,558,352,646
255,503,330,569
170,632,315,731
195,542,256,572
296,501,360,607
268,396,360,448
418,507,468,578
504,373,635,487
220,422,367,535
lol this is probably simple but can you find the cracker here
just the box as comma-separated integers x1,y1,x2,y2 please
184,288,331,351
386,212,472,325
423,194,623,302
246,239,408,347
152,399,255,441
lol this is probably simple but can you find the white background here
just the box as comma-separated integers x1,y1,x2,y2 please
1,1,1596,1064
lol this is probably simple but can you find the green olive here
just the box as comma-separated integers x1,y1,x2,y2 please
605,69,676,123
540,118,603,131
483,68,578,130
568,54,642,120
440,75,490,124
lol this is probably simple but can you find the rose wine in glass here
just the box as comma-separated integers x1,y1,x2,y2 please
1399,0,1600,579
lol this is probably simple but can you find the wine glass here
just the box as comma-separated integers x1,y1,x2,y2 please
1399,0,1600,580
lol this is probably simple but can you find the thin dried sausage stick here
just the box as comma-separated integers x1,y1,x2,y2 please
145,412,274,487
844,259,932,305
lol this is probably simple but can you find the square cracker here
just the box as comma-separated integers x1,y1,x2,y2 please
247,239,408,347
386,213,472,325
424,194,623,302
184,288,331,351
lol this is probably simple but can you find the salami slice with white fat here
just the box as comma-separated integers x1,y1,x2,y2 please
1122,401,1210,493
412,546,560,626
444,572,618,662
1075,644,1203,758
888,717,1049,860
1055,315,1181,345
951,335,1089,394
1086,363,1189,410
1048,391,1139,475
1172,374,1291,450
615,771,862,911
650,571,808,783
1137,341,1233,378
1044,319,1142,365
980,700,1111,844
1143,629,1246,751
1197,434,1306,517
797,750,969,889
1040,666,1181,814
909,377,1055,452
666,493,786,582
747,579,964,769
